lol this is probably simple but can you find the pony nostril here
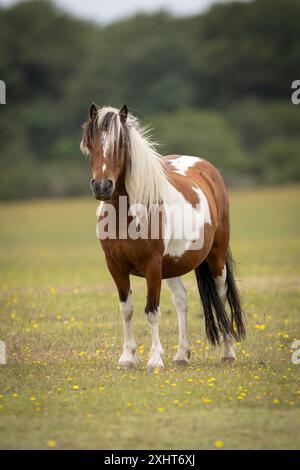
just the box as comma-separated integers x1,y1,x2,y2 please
90,179,113,199
103,180,113,193
90,178,96,191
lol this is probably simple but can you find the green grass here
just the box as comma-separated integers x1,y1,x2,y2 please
0,186,300,450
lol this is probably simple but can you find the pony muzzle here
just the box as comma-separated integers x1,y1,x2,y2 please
90,178,114,200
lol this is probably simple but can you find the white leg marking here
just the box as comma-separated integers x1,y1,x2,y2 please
165,277,190,365
146,308,164,372
221,335,236,361
118,293,137,369
214,266,236,361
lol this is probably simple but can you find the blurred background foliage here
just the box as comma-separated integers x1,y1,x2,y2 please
0,0,299,199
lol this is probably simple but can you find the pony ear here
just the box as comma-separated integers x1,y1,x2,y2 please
119,105,128,124
90,103,99,120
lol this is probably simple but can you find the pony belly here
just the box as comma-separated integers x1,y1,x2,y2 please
161,245,211,279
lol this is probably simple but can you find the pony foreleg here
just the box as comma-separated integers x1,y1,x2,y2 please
105,259,136,369
213,265,236,362
145,259,164,372
165,277,190,365
118,292,137,369
146,309,164,372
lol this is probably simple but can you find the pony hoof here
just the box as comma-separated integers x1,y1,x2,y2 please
173,353,190,366
173,358,190,366
146,360,164,373
221,356,236,364
118,360,135,370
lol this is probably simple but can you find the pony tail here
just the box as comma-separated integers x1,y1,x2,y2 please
225,247,246,340
195,250,246,345
195,261,237,345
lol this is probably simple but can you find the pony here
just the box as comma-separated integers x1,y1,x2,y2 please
80,103,245,372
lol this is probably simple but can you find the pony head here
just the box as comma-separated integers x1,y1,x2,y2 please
81,104,166,205
81,104,129,200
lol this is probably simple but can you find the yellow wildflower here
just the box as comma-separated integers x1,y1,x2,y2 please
214,440,224,449
255,323,266,330
202,398,212,404
47,440,56,448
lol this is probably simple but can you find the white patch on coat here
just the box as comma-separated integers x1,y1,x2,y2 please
169,155,202,176
102,163,106,173
163,181,211,257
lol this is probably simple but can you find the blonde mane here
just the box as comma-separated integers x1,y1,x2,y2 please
81,106,168,207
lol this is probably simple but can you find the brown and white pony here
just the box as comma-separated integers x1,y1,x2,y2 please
80,104,245,372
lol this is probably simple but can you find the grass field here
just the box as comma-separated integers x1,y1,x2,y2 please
0,186,300,450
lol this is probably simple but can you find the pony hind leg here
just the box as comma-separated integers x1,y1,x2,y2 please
165,277,190,365
206,248,245,361
213,264,236,361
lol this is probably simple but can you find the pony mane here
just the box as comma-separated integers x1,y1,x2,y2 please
81,106,168,207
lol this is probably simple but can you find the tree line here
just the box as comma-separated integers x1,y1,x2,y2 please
0,0,299,199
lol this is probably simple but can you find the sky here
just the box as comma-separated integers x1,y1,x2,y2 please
0,0,250,23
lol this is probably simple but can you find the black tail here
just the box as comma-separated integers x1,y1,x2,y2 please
195,248,246,345
225,247,246,340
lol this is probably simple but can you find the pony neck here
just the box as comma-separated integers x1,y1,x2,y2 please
124,126,167,207
111,166,128,207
